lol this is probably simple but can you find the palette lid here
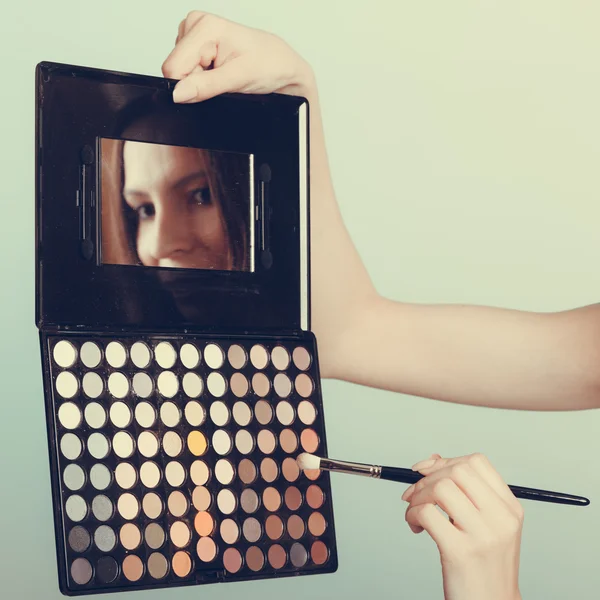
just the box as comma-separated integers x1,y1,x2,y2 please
35,62,309,334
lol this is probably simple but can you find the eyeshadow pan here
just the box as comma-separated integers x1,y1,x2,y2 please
155,342,176,369
240,488,259,514
184,401,205,426
235,429,255,455
65,495,88,522
192,486,212,512
80,341,102,368
145,523,166,549
238,459,257,484
160,402,181,427
307,485,325,509
265,515,284,540
115,462,137,489
210,401,230,426
232,401,252,426
132,372,153,398
190,461,210,486
280,429,299,454
170,521,191,548
60,433,82,460
284,486,303,511
212,429,232,455
82,372,103,398
295,374,313,398
207,372,227,397
68,526,91,553
215,459,235,485
257,430,276,454
194,511,214,536
117,493,140,520
110,401,132,428
113,431,135,459
220,519,240,544
138,431,159,458
130,342,151,369
251,373,270,397
94,525,117,552
120,523,142,550
165,461,186,487
260,458,279,483
223,548,243,573
196,537,217,562
106,341,127,368
274,373,292,398
163,431,183,457
298,400,317,425
242,518,262,543
287,515,305,540
250,344,269,370
97,556,120,583
290,543,308,567
263,487,282,512
84,402,107,429
268,545,287,569
246,546,265,572
135,402,156,428
90,464,112,490
92,494,114,521
311,541,329,565
230,372,249,398
282,457,300,482
168,491,189,517
204,343,225,369
71,558,93,585
182,372,203,398
254,400,273,425
188,431,208,457
217,489,237,515
304,468,321,481
122,555,144,582
173,551,192,577
108,372,129,398
308,512,327,536
142,493,163,519
292,347,311,371
147,552,169,579
63,464,86,491
301,429,320,453
276,402,295,426
270,346,290,371
58,402,82,430
180,343,200,369
227,344,247,369
56,372,78,399
88,433,110,460
157,371,179,398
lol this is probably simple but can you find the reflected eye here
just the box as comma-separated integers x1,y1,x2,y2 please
137,204,155,220
190,188,211,206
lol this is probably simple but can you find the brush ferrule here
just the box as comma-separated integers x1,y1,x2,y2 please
320,458,382,479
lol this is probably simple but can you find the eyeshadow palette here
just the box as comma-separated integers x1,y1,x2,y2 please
44,334,336,592
36,62,338,594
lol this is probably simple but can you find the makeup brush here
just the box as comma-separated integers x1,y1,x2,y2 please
296,453,590,507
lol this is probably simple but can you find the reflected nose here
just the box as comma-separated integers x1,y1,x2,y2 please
149,202,195,260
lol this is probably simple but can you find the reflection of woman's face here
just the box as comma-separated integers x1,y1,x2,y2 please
122,142,231,270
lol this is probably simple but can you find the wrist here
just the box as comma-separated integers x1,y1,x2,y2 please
280,59,317,100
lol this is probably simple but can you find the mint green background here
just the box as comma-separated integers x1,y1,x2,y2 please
1,1,599,598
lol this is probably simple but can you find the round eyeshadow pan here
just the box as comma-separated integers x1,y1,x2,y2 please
196,537,217,562
230,372,249,398
246,546,265,572
276,401,295,426
212,429,232,455
285,486,303,511
190,461,210,486
240,488,259,514
142,493,163,519
168,490,189,518
204,343,224,369
217,489,237,515
251,373,270,397
170,521,191,548
180,343,200,369
82,372,103,398
56,372,79,399
290,542,308,567
68,526,91,553
215,459,235,485
160,402,181,427
65,495,88,522
120,523,142,550
223,548,243,573
130,342,151,369
274,373,293,398
91,495,114,522
135,402,156,428
115,462,137,489
163,430,183,457
194,511,214,536
282,457,300,482
173,551,192,577
287,515,305,540
122,555,144,582
182,372,203,398
257,430,276,454
235,429,255,455
220,519,240,544
132,372,153,398
242,518,262,543
88,438,110,466
308,512,327,536
268,544,287,570
260,458,279,483
250,344,269,369
270,346,290,371
108,372,129,398
58,402,82,430
80,342,102,368
192,487,212,512
106,341,127,368
188,431,208,456
292,347,311,371
140,462,161,488
53,340,77,368
298,400,317,425
145,523,166,549
262,487,282,512
84,402,107,429
232,401,252,426
148,552,169,579
238,459,257,484
157,371,179,398
207,372,227,397
94,525,117,552
227,344,247,369
301,429,320,453
184,400,205,426
60,433,82,460
117,493,140,520
295,373,314,398
165,461,186,487
110,402,132,428
307,485,325,509
265,515,284,541
70,558,93,585
209,401,230,426
254,400,273,425
89,464,112,490
311,541,329,565
138,431,159,458
280,429,299,454
155,342,176,369
63,464,86,491
113,431,135,459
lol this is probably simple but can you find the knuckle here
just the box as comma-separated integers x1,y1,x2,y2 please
432,478,453,498
450,463,470,480
467,452,488,469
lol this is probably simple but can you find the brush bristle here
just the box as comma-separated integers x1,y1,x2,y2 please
296,453,321,471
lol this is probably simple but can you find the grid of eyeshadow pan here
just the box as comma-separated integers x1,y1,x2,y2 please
48,335,336,591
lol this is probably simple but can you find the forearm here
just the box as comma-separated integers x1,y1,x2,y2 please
330,298,600,410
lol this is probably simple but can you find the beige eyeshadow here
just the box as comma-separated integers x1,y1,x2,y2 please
217,489,237,515
108,372,129,398
227,344,247,369
122,555,144,582
58,402,82,430
142,493,163,519
215,459,235,485
298,400,317,425
106,341,127,368
184,401,205,426
262,487,282,512
157,371,179,398
173,551,192,577
287,515,305,540
80,341,102,368
82,372,103,398
130,342,151,369
282,457,300,482
300,428,320,453
235,430,255,455
168,491,189,517
292,346,311,371
190,461,210,486
56,371,79,398
170,521,191,548
250,344,269,369
209,401,230,426
295,373,313,398
308,512,327,536
260,458,279,483
140,461,161,488
212,430,232,455
180,343,200,369
182,372,203,398
132,372,153,398
230,372,249,398
254,400,273,425
207,372,227,397
110,402,132,428
243,518,262,543
145,523,166,549
117,493,139,520
165,461,186,487
135,402,156,428
160,401,181,427
138,431,159,458
273,373,292,398
204,343,224,369
232,401,252,426
163,431,183,457
115,462,137,489
276,402,295,426
220,519,240,544
240,489,259,514
147,552,169,579
154,342,176,369
53,340,77,367
252,373,270,397
196,537,217,562
270,346,290,370
257,430,276,454
280,429,299,454
192,486,212,512
120,523,141,550
113,431,135,459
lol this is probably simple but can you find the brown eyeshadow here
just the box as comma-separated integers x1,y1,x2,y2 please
230,372,249,398
265,515,284,540
268,545,287,569
280,429,298,454
308,512,327,536
245,546,265,572
252,373,270,397
260,458,279,483
282,457,300,482
306,485,324,509
240,489,260,514
311,541,329,565
238,459,257,484
287,515,305,540
254,400,273,425
122,555,144,582
262,487,282,512
284,486,303,511
223,547,243,573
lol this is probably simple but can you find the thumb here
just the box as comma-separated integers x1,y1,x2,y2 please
172,59,250,103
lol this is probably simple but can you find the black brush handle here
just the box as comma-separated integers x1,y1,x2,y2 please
380,466,590,507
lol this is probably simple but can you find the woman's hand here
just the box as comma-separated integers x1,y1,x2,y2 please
403,453,523,600
162,11,314,102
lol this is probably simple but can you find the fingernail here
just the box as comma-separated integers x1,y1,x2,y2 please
173,78,196,103
401,484,415,502
408,524,423,534
411,458,437,471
